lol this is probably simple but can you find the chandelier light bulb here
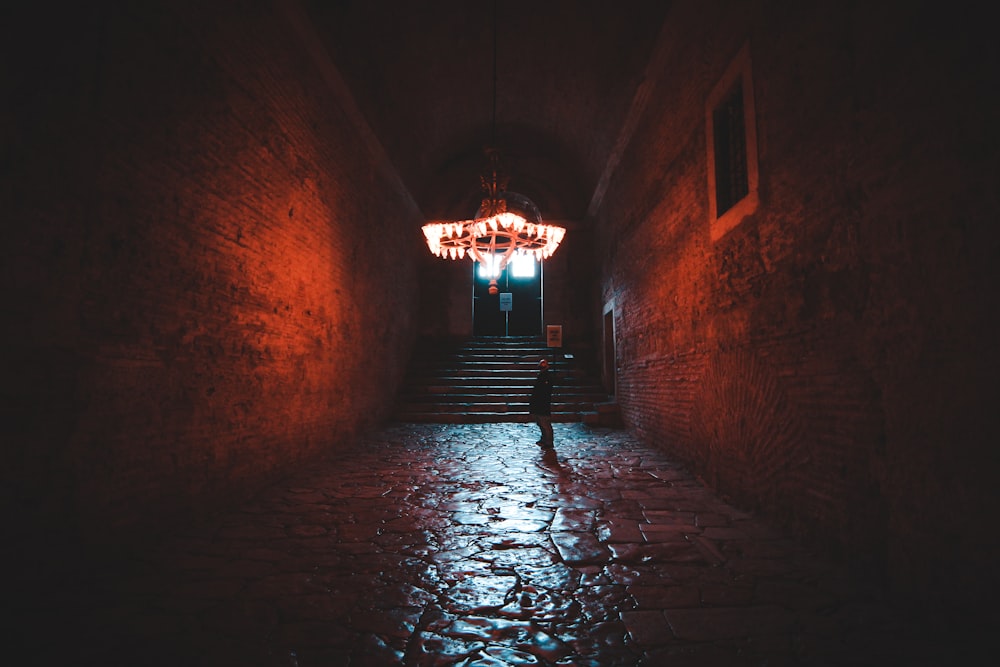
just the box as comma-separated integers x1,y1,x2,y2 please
422,211,566,268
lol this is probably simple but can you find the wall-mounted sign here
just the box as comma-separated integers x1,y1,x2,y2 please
546,325,563,347
499,292,513,311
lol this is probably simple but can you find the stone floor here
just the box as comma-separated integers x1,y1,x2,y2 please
20,423,978,665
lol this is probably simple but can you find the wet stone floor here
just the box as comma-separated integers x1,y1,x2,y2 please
31,423,957,665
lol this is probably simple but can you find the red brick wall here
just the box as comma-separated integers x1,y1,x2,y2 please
542,221,597,353
2,3,422,555
596,0,999,605
417,254,474,338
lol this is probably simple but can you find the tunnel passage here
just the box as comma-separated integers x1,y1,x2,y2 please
4,0,998,643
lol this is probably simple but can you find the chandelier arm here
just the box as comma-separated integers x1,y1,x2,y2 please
468,240,484,264
496,244,518,272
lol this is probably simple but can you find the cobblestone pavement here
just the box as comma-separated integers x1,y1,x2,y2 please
25,423,968,665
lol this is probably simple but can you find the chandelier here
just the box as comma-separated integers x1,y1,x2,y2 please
421,2,566,293
421,149,566,264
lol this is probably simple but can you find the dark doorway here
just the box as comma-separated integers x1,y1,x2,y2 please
603,308,616,394
473,254,542,336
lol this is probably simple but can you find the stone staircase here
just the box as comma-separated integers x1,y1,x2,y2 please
394,336,616,424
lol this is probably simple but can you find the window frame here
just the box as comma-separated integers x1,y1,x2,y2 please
705,42,760,242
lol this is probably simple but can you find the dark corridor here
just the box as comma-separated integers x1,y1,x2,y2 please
4,2,999,664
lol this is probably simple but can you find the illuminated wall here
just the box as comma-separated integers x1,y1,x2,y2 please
2,3,422,557
595,0,998,606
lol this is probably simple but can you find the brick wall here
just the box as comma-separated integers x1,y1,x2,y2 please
541,220,596,354
2,2,422,561
417,253,474,338
596,0,999,605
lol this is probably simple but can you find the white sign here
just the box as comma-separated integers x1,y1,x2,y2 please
499,292,513,311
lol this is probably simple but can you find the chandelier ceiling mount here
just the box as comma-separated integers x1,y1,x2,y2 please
421,1,566,293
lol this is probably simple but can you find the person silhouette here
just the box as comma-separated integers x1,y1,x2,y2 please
529,358,555,448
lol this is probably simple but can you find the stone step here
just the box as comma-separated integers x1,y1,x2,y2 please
394,336,610,424
394,411,587,424
405,373,591,385
396,400,600,413
408,363,583,373
407,375,592,394
408,356,579,367
397,391,608,402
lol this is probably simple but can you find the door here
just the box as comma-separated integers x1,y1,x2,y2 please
473,253,542,336
603,308,616,394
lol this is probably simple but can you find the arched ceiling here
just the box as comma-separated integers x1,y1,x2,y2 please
302,0,673,223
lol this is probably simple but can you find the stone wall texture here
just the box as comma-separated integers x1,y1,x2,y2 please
594,0,999,605
3,3,422,556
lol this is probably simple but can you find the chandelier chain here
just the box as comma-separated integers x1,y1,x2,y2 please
420,0,566,272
